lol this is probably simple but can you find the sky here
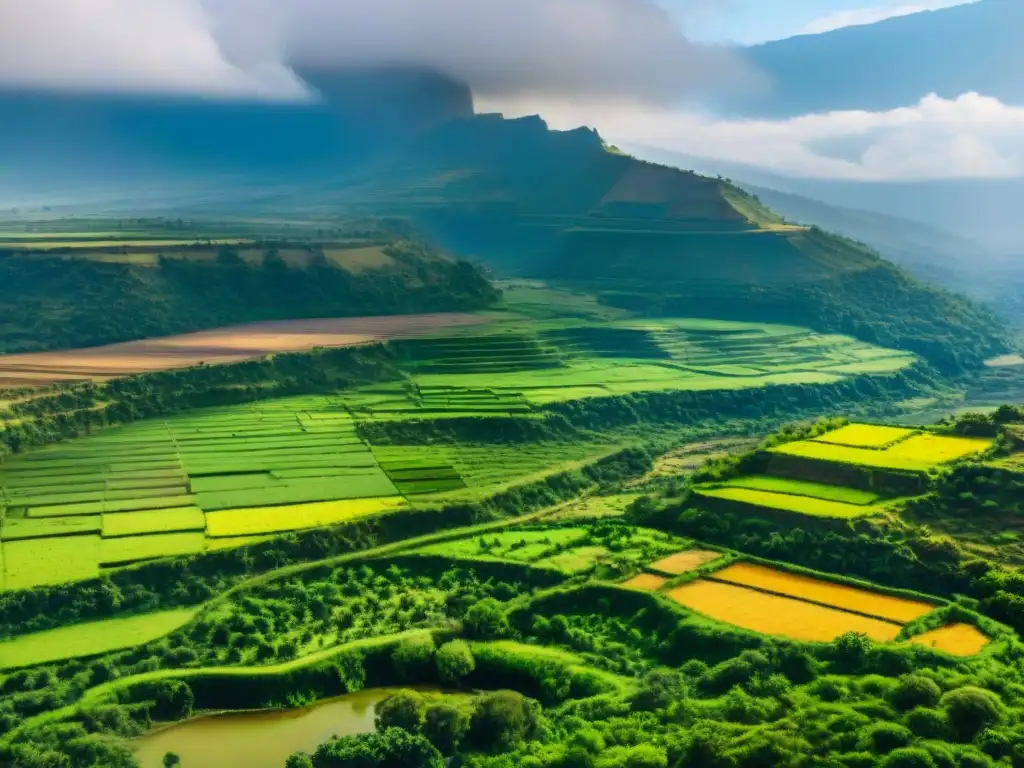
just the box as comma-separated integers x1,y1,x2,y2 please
0,0,1015,183
659,0,977,44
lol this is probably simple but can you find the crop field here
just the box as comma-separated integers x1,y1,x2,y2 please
769,432,994,472
668,580,905,642
715,475,879,504
0,608,199,670
622,573,668,591
811,423,917,449
909,623,990,656
205,497,406,537
695,486,880,520
648,549,721,575
0,313,489,385
709,563,933,623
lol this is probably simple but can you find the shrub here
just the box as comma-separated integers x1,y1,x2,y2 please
435,640,475,684
905,707,950,740
422,702,469,756
857,722,912,754
941,687,1004,740
374,690,426,734
390,635,436,682
468,690,539,752
625,744,669,768
891,675,942,712
310,728,443,768
882,747,936,768
464,598,511,639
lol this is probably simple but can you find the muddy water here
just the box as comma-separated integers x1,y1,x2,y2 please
132,688,403,768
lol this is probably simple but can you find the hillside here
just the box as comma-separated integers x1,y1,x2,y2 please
306,115,1008,373
0,235,498,354
730,0,1023,116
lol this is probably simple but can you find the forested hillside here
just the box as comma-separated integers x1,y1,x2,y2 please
0,240,498,354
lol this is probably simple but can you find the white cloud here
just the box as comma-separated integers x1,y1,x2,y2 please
478,92,1024,181
801,0,977,35
0,0,746,103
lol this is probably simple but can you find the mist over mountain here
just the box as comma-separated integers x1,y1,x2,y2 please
726,0,1022,117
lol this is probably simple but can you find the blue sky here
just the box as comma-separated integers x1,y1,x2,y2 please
659,0,976,45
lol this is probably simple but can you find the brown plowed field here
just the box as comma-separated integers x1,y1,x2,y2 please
0,313,490,387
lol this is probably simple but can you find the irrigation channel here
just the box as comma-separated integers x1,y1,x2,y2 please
133,687,423,767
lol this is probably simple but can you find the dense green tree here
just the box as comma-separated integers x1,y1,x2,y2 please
882,746,937,768
390,636,436,683
309,728,443,768
374,690,426,734
422,702,469,756
467,690,539,752
435,640,475,684
464,599,512,640
941,687,1004,740
891,676,942,712
162,753,181,768
284,754,314,768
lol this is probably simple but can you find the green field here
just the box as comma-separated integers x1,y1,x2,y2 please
695,486,881,520
770,432,994,472
716,475,880,505
0,608,199,670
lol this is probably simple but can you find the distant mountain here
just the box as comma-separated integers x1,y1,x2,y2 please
728,0,1023,117
260,114,1007,373
625,145,1024,256
0,68,473,182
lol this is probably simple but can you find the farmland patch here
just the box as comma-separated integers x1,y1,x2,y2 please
622,573,668,591
908,623,990,656
695,486,880,520
648,549,721,575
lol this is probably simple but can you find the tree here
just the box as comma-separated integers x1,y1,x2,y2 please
468,690,539,752
163,753,182,768
285,754,313,768
422,702,469,756
831,632,871,670
374,690,426,734
941,686,1004,740
464,598,511,639
631,669,688,712
625,744,669,768
435,640,475,684
390,635,436,682
882,747,936,768
891,675,942,712
310,728,443,768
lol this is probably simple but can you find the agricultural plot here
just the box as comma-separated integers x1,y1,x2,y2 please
715,475,879,505
811,423,917,449
622,573,668,591
204,498,405,538
0,608,199,670
668,580,905,643
2,536,100,590
908,623,990,656
695,486,880,520
769,432,994,472
648,549,721,576
709,563,933,623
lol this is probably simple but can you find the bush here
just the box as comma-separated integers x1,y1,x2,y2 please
464,598,512,639
882,747,936,768
422,702,469,756
941,687,1004,740
905,707,950,740
468,690,539,752
374,690,425,734
891,675,942,712
310,728,443,768
435,640,475,684
390,635,436,683
857,722,912,754
625,744,669,768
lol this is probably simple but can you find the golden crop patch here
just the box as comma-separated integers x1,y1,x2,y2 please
622,573,668,591
813,423,916,449
909,623,990,656
668,580,903,643
711,563,933,623
649,550,721,575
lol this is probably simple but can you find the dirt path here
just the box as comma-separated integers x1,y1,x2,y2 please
0,313,491,387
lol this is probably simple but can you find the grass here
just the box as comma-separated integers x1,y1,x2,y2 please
99,533,206,565
716,475,880,505
101,507,207,537
668,580,905,643
0,608,199,670
2,536,100,590
204,498,406,537
695,486,880,520
770,434,994,472
812,423,917,449
413,529,589,562
710,563,934,623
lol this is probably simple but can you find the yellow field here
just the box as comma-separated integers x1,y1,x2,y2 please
909,623,990,656
649,550,721,575
711,563,933,622
668,580,903,642
813,423,916,449
622,573,668,591
771,433,993,471
205,497,406,537
696,487,877,520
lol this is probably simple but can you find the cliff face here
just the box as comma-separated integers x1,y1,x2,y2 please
0,68,474,180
